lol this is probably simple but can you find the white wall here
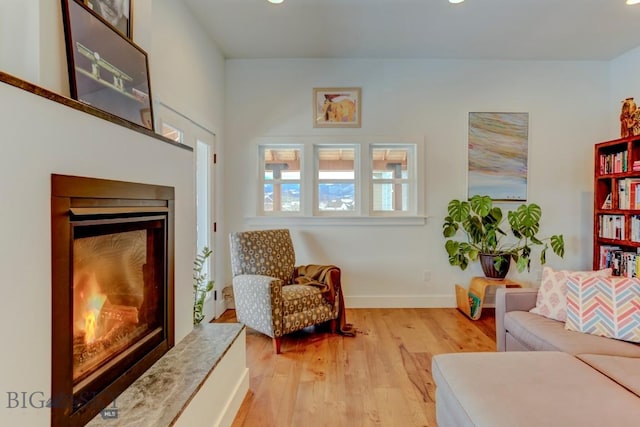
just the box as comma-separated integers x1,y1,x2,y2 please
610,46,640,133
150,0,227,321
151,0,225,133
0,1,40,84
0,0,225,425
224,58,613,307
0,79,193,426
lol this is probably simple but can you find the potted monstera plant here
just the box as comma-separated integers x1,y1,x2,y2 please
442,195,565,278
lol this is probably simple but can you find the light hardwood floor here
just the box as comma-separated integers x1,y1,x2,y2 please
215,308,497,427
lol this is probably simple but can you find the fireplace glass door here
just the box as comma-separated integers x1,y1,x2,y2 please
72,217,165,395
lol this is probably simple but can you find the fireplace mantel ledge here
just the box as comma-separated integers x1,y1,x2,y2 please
86,323,247,427
0,71,191,152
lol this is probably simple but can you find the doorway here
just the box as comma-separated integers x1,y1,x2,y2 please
155,102,219,320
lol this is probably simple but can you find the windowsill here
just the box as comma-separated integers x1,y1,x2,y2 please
245,215,428,226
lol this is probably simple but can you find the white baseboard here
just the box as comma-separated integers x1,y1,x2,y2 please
344,294,456,308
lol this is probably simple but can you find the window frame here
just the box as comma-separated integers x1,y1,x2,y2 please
369,143,417,216
258,144,304,216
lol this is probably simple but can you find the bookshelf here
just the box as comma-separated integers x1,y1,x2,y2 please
594,135,640,276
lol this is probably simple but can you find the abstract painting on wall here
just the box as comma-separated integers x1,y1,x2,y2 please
468,112,529,201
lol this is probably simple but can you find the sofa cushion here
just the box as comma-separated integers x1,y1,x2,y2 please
577,354,640,398
565,275,640,343
505,311,640,357
432,351,640,427
529,267,611,322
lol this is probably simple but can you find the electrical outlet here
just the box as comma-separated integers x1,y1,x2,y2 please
423,270,431,282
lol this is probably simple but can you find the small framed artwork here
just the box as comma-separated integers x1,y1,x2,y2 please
62,0,154,131
82,0,132,38
313,87,361,128
468,112,529,201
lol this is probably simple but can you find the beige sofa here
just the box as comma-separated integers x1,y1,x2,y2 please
496,287,640,356
432,287,640,427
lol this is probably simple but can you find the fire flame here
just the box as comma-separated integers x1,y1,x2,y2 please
83,291,107,344
75,271,107,344
84,311,97,343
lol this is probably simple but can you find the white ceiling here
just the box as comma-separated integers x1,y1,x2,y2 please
181,0,640,61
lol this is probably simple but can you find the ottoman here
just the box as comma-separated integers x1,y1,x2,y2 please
431,351,640,427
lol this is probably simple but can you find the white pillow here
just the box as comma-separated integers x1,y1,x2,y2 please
529,266,612,322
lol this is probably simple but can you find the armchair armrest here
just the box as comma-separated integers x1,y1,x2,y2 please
232,274,283,337
495,287,539,352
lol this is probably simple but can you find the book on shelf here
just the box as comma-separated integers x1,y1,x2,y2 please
601,192,612,209
599,245,621,270
599,151,628,174
617,178,640,209
599,214,625,240
631,215,640,242
599,245,640,277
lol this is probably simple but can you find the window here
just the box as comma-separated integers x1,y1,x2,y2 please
315,145,358,214
259,145,302,214
371,145,415,214
257,138,422,220
160,122,183,143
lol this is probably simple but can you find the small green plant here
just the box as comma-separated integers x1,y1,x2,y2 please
193,246,214,325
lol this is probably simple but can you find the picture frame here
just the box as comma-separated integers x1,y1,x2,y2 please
82,0,132,38
313,87,361,128
62,0,154,131
467,112,529,201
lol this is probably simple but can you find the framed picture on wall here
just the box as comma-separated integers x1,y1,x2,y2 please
62,0,154,131
81,0,132,38
468,112,529,201
313,87,361,128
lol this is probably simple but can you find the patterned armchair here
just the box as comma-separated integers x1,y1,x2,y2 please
229,229,341,353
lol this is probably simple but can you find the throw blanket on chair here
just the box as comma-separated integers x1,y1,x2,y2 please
294,264,356,336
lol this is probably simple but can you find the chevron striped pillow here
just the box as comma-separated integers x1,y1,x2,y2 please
565,275,640,343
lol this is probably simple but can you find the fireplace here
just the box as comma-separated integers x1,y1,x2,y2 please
51,174,175,427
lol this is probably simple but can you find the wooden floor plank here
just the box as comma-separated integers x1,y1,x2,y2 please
215,307,496,427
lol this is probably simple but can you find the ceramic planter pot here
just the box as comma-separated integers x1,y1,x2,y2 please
479,253,511,279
